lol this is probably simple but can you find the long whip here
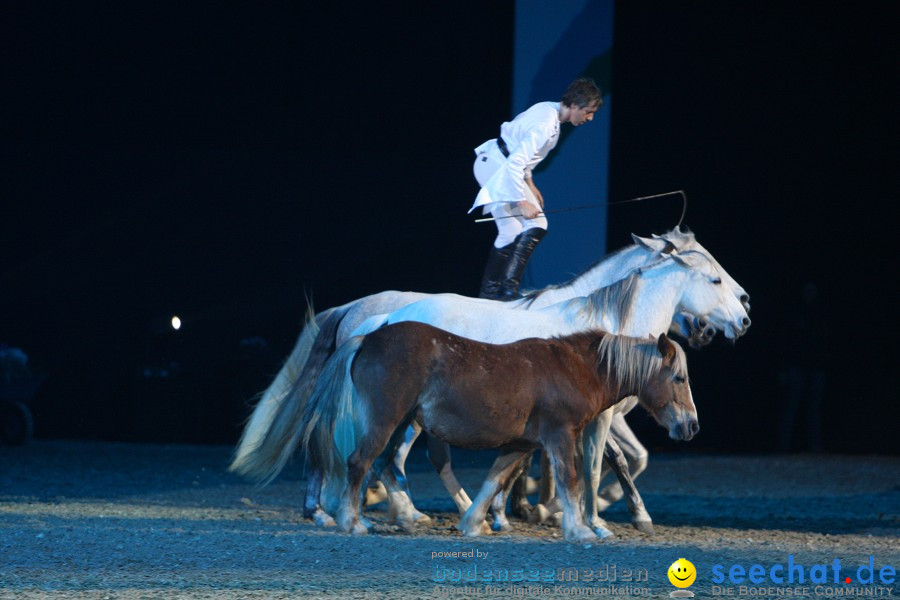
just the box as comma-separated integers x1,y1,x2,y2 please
475,189,687,228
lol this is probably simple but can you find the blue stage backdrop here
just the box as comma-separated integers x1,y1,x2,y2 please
513,0,613,288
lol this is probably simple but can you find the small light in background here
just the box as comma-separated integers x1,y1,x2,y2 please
171,316,182,331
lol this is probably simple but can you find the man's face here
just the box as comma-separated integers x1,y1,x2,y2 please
569,102,600,126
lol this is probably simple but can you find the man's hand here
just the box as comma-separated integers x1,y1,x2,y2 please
517,201,542,220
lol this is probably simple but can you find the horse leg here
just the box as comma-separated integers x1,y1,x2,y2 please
371,422,423,532
458,449,528,537
597,412,648,511
376,464,419,533
507,453,535,520
386,421,432,525
526,451,564,526
426,433,472,516
602,436,653,534
303,467,337,527
545,435,596,543
337,421,401,535
538,433,585,525
581,409,614,538
539,451,555,505
488,452,532,531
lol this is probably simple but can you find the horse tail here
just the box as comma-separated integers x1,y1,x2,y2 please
298,336,365,505
229,302,351,477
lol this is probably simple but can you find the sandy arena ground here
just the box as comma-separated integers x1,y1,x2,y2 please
1,441,898,599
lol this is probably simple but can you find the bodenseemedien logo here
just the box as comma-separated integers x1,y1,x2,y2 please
668,558,696,597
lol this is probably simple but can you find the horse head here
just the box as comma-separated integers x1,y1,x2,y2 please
666,250,751,341
638,334,698,441
633,228,750,345
654,228,752,314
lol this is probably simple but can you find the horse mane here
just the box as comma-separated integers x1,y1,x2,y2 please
578,270,642,329
516,226,695,309
595,333,665,395
517,243,636,306
518,227,694,306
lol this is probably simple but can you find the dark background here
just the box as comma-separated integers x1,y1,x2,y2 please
2,2,897,454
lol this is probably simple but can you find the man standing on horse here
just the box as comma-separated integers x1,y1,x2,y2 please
471,76,603,300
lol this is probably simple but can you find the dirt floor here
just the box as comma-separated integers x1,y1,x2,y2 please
1,440,897,599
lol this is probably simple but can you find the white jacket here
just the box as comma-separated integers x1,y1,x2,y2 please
469,101,561,213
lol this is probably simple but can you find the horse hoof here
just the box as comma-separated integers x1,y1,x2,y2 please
527,504,550,524
313,510,337,528
565,526,598,544
350,522,369,536
592,525,615,539
395,516,416,533
457,519,489,537
338,515,366,535
632,520,654,535
512,503,534,520
490,519,511,533
413,511,432,525
547,511,563,528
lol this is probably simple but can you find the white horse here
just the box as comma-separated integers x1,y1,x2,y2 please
230,228,731,480
254,248,750,537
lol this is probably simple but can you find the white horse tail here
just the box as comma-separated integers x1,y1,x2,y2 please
229,332,361,485
229,302,349,477
299,336,365,491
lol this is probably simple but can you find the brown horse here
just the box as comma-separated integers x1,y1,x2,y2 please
296,321,697,543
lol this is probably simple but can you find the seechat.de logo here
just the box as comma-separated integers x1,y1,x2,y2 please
711,555,896,586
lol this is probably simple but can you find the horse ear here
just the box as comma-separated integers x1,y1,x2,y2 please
632,233,673,255
670,252,703,269
657,333,676,363
653,227,692,251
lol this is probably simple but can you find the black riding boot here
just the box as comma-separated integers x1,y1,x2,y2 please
497,228,546,300
478,241,515,299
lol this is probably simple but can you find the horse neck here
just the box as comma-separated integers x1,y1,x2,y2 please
526,244,649,308
542,295,608,332
616,266,686,337
576,265,686,337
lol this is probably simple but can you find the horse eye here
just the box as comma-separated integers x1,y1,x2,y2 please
673,375,687,384
711,277,722,285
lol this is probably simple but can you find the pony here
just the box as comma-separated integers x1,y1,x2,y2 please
242,247,749,537
298,322,697,543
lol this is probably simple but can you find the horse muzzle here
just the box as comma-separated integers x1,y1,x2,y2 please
669,417,699,441
723,315,752,340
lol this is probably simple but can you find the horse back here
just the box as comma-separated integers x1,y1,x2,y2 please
353,322,607,449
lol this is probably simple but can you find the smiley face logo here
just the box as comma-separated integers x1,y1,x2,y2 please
668,558,697,588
